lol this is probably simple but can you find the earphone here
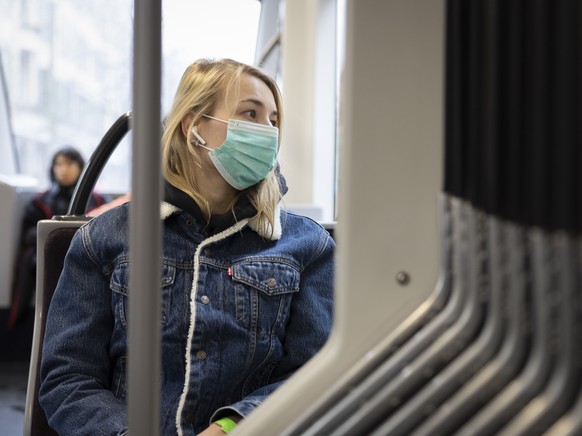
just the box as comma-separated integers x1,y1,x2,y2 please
191,126,206,145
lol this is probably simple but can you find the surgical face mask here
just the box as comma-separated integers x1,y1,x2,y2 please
192,114,279,190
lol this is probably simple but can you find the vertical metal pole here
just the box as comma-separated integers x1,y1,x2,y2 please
128,0,162,434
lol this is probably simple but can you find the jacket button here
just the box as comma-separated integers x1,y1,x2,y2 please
204,248,211,256
201,295,210,304
196,350,207,360
267,278,277,288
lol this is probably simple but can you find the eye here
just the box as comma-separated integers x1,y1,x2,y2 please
270,119,278,127
242,109,257,120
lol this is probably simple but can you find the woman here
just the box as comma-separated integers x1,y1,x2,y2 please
9,147,108,328
39,58,335,435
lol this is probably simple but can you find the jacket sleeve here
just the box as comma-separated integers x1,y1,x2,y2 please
39,225,128,436
211,228,335,422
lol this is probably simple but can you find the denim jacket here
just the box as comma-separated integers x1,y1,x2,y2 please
39,201,334,436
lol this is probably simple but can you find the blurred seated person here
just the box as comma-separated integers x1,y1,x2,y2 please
8,146,110,328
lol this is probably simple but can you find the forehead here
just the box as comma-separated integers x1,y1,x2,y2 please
54,155,77,164
222,73,277,113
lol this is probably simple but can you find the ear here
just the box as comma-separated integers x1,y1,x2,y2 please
180,112,195,138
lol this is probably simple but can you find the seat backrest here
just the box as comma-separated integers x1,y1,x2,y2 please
0,177,37,309
23,218,88,436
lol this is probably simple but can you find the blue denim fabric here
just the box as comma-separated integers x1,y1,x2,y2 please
39,203,334,436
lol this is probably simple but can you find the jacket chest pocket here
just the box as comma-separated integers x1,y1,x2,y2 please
110,261,176,327
230,259,300,341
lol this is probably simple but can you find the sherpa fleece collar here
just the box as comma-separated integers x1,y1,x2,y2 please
159,201,282,241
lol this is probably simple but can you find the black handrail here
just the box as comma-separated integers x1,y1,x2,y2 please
67,111,132,216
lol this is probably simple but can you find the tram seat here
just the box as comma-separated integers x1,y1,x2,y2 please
0,176,37,311
24,218,88,436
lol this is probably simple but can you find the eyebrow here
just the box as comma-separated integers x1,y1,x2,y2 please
239,98,278,117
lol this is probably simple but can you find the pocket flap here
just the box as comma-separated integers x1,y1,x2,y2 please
110,261,176,295
232,259,299,295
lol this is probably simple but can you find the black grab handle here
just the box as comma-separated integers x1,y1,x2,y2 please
67,111,132,216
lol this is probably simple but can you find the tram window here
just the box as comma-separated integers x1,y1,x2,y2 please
0,53,17,176
0,0,261,194
255,0,343,222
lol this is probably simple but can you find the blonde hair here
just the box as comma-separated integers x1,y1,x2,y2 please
161,58,283,236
